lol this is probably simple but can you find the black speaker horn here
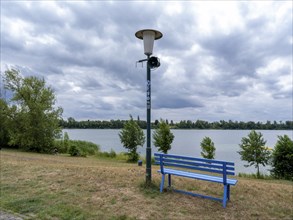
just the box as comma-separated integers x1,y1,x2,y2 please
148,56,160,69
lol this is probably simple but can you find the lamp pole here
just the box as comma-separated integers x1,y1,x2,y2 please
135,29,162,184
146,54,151,183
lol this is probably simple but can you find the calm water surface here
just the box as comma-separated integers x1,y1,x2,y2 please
63,129,292,174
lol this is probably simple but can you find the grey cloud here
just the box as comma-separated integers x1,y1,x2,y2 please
153,89,204,109
153,96,203,109
1,1,292,121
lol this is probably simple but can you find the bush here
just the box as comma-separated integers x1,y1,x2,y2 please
97,149,117,158
69,145,80,157
115,152,129,161
109,149,117,158
54,138,100,157
119,115,145,162
271,135,293,180
153,119,174,154
68,140,99,156
143,156,155,165
127,151,139,163
53,140,67,153
238,130,271,178
200,137,216,159
98,152,110,157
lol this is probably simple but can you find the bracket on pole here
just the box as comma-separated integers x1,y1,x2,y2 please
135,58,148,68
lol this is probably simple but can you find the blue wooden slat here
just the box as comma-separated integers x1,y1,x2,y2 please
163,162,223,174
162,168,238,185
163,162,235,176
155,154,235,175
154,153,235,166
162,158,235,171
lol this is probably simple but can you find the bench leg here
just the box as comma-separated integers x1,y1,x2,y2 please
160,174,165,193
227,185,230,201
168,174,171,187
223,185,228,208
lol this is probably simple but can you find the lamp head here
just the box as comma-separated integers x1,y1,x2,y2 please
135,29,163,55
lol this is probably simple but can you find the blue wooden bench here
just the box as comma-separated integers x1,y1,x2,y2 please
154,153,238,208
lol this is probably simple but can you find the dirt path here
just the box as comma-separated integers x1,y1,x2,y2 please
0,211,23,220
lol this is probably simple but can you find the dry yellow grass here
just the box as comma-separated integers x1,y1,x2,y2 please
0,149,292,220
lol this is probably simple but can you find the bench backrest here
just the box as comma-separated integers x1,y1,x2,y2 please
154,153,235,184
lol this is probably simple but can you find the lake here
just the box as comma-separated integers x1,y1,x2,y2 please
63,129,292,174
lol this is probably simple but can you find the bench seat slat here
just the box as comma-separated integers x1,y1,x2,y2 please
159,168,238,185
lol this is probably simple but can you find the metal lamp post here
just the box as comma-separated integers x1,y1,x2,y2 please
135,29,163,184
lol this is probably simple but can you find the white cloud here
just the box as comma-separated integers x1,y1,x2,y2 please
1,1,292,122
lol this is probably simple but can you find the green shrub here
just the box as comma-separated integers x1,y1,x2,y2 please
53,140,67,153
142,156,155,165
271,135,293,180
67,140,99,156
97,149,117,158
115,152,129,161
127,151,139,163
238,130,271,178
70,140,99,155
98,152,110,157
69,145,80,157
200,136,216,159
153,119,174,154
55,138,100,157
109,149,116,158
119,115,145,162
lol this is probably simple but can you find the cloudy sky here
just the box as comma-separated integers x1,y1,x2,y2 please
1,1,292,122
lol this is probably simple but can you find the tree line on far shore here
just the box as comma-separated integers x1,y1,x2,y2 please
60,117,293,130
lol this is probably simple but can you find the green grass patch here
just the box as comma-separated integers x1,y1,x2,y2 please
1,150,292,220
110,215,137,220
37,203,91,220
138,180,161,199
5,196,44,214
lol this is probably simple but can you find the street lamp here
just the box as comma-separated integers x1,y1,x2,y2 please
135,29,163,184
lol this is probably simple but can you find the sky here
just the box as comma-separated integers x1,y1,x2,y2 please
1,1,292,122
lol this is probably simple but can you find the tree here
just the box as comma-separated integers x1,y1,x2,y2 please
0,98,10,147
153,119,174,154
238,130,271,178
271,135,293,180
4,69,63,153
119,115,145,162
200,137,216,159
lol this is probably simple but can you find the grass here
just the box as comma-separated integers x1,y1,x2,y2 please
1,149,292,220
238,172,274,180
